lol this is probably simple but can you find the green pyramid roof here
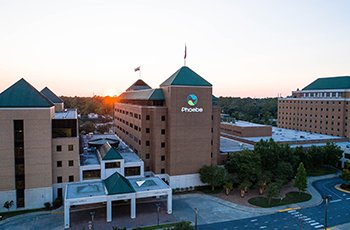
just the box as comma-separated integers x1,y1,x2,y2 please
0,78,54,108
41,87,63,103
303,76,350,90
103,172,135,195
160,66,212,87
99,142,123,161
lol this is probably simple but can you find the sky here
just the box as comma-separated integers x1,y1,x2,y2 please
0,0,349,98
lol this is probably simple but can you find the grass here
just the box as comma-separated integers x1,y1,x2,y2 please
307,166,338,176
0,208,46,220
248,192,312,208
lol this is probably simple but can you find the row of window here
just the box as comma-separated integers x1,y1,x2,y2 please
279,123,342,132
56,160,74,167
56,144,74,152
116,109,142,119
280,107,343,112
280,100,346,104
301,92,342,98
57,175,74,183
280,113,346,119
279,125,343,136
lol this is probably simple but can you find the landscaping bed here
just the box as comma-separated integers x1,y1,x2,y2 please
248,192,311,208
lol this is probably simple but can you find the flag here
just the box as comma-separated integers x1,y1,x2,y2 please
134,66,140,72
184,44,187,59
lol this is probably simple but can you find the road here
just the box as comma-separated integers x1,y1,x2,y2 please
200,177,350,230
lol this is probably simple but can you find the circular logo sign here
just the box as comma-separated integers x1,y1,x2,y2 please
187,94,198,106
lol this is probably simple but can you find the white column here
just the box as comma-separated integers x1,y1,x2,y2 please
131,194,136,219
167,190,172,214
64,202,70,229
107,199,112,222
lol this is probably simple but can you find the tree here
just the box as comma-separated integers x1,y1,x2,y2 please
275,162,294,183
223,181,233,195
266,182,281,205
199,165,226,191
294,162,307,193
257,171,272,195
238,180,252,198
340,169,350,185
323,142,343,167
3,200,14,212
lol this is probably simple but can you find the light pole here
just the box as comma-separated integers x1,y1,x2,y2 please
156,203,161,226
323,195,332,230
194,208,199,229
90,211,95,230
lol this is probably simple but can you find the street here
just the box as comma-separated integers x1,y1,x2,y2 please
200,177,350,230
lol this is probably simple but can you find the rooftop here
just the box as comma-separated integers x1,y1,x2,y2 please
54,109,77,119
66,181,106,199
119,88,165,101
222,120,270,128
103,172,135,195
80,150,100,166
0,78,54,108
126,79,152,91
302,76,350,91
220,137,254,153
128,177,170,192
160,66,212,87
40,87,63,104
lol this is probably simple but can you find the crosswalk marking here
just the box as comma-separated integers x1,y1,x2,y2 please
314,225,324,229
310,222,319,226
330,199,341,203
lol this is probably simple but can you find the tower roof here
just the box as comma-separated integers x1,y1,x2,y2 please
126,79,152,91
160,66,212,87
0,78,54,108
41,87,63,103
303,76,350,90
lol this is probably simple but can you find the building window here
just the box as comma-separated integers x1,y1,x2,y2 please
56,145,62,152
57,176,62,183
125,167,141,176
105,162,120,169
68,160,74,167
146,128,150,133
146,154,150,159
161,116,165,121
161,155,165,161
57,188,63,198
68,145,74,151
161,129,165,135
83,170,100,180
146,115,150,120
146,141,150,146
161,168,165,174
161,142,165,148
69,176,74,182
57,161,62,167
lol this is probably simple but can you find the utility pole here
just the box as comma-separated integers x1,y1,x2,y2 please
323,195,332,230
156,203,161,226
194,208,199,229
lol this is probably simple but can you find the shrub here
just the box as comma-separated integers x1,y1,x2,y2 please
44,202,51,210
53,197,62,209
173,221,195,230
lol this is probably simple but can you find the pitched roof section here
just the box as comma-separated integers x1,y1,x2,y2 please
103,172,135,195
0,78,54,108
119,88,164,101
126,79,152,91
303,76,350,90
98,142,123,161
160,66,212,87
41,87,63,103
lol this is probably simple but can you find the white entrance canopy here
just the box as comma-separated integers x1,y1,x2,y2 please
64,173,172,229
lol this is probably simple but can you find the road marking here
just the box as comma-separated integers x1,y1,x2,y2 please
304,218,311,221
330,199,341,203
346,197,350,200
308,220,316,223
259,226,267,229
314,225,324,228
279,207,300,213
251,219,258,222
310,222,319,226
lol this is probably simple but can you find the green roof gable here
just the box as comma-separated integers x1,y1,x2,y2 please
160,66,212,87
99,142,123,161
119,88,164,101
103,172,135,195
303,76,350,90
0,78,54,108
41,87,63,103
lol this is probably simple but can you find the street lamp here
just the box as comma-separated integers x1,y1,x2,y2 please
156,203,161,226
89,211,95,230
194,208,199,230
322,195,332,230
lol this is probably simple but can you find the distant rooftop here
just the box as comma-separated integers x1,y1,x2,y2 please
54,109,77,119
119,88,165,101
41,87,63,104
160,66,212,87
66,181,105,199
0,78,54,108
128,177,170,192
303,76,350,91
220,137,254,153
222,120,270,128
126,79,152,91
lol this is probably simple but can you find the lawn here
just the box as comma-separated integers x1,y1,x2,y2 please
307,166,338,176
0,208,45,220
134,221,192,230
248,192,312,208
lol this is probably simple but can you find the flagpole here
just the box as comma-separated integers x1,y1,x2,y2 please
184,44,187,66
